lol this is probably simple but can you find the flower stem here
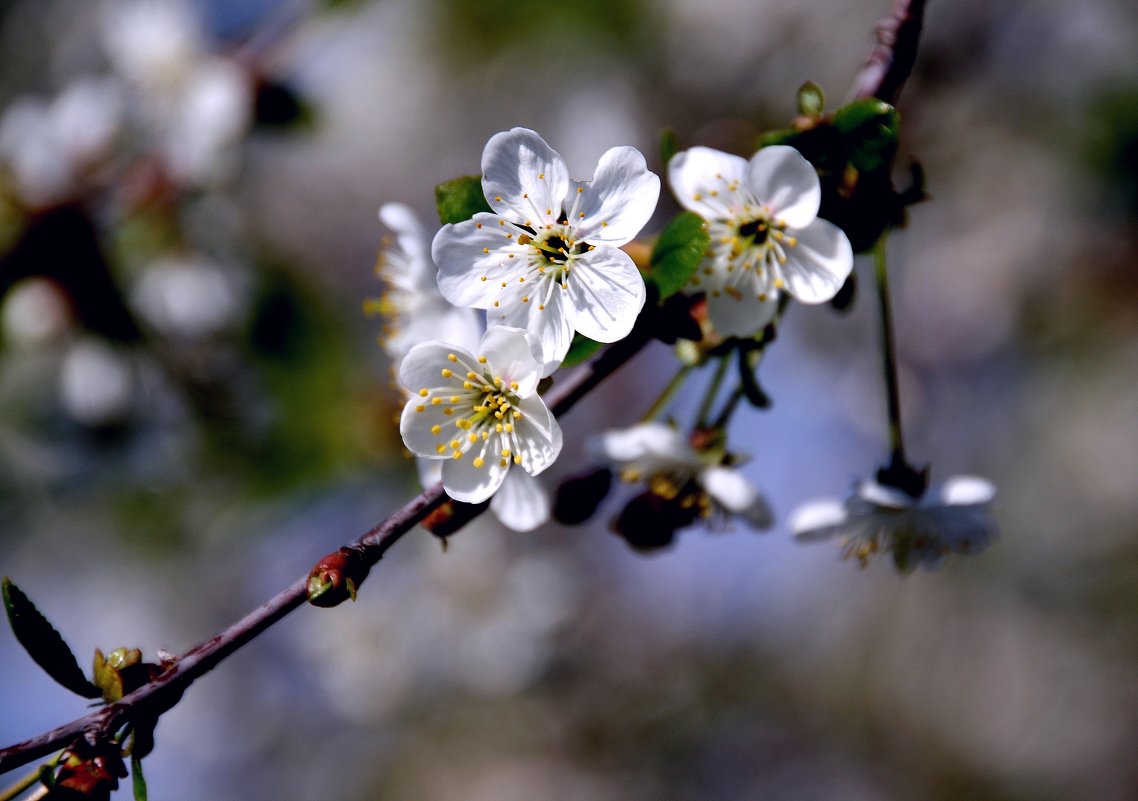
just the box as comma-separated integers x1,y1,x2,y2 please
873,235,910,473
711,384,745,430
641,364,693,421
0,754,58,801
696,355,731,428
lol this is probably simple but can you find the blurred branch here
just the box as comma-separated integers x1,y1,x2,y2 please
0,317,652,776
849,0,927,103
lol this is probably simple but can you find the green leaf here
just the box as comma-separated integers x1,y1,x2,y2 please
131,755,148,801
435,176,492,225
755,127,800,151
659,128,679,167
2,578,101,699
797,81,825,117
648,212,709,300
833,98,900,173
560,333,605,368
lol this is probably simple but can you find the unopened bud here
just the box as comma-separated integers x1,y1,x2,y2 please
419,499,489,541
610,492,699,553
92,648,161,704
51,738,125,800
553,467,612,525
307,547,371,608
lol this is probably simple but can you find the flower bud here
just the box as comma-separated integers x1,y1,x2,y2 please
553,467,612,525
419,499,490,541
306,547,371,608
610,492,699,553
92,647,162,704
50,737,126,800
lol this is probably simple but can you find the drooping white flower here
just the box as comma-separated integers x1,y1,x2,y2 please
597,422,772,530
417,457,550,532
668,144,854,337
372,203,482,361
399,326,562,504
433,128,660,374
790,476,997,572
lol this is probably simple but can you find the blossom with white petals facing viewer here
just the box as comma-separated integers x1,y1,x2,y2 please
790,476,997,572
399,326,562,504
598,422,773,531
668,144,854,337
433,128,660,374
372,203,482,361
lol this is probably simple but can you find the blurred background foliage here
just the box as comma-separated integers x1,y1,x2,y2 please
1,0,1137,799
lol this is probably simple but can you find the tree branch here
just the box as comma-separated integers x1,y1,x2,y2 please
849,0,928,104
0,322,651,775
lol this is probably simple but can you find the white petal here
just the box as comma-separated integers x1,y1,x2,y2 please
478,326,543,397
565,247,645,344
668,146,751,220
574,146,660,246
490,285,575,376
433,213,528,309
513,394,562,476
777,217,854,304
435,305,484,354
416,457,443,489
481,128,569,228
856,480,914,510
788,498,849,540
397,342,476,395
932,476,996,507
378,202,431,267
490,469,550,532
595,422,694,473
441,451,509,504
699,466,772,529
705,289,778,338
747,145,821,228
920,506,997,553
399,396,467,459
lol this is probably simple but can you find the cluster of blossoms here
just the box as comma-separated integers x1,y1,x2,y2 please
375,126,995,568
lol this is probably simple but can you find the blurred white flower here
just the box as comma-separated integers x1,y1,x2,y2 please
598,422,773,529
372,202,482,361
59,337,134,426
131,255,243,339
790,476,998,572
399,326,562,505
433,127,659,374
1,278,72,346
0,78,123,206
668,144,853,337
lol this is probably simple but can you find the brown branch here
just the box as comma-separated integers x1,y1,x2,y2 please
0,322,651,775
849,0,928,104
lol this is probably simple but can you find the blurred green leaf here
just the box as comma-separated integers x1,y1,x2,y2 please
435,176,492,225
131,755,147,801
649,212,709,299
833,98,900,173
2,578,101,699
561,333,605,368
660,128,679,167
797,81,825,117
756,128,801,150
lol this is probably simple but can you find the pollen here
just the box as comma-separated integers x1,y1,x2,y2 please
481,276,487,281
538,172,545,179
513,455,522,465
430,425,442,435
468,434,477,443
482,248,490,254
450,395,460,403
475,222,482,229
441,368,453,378
456,418,472,429
493,301,499,307
444,408,454,416
447,353,458,362
693,193,702,201
522,296,529,302
478,356,488,364
500,458,509,468
436,444,446,454
519,277,525,283
494,195,502,201
473,457,485,468
431,397,442,405
418,388,429,397
416,405,426,412
452,450,463,459
509,381,519,390
538,304,545,310
576,186,583,193
495,423,503,433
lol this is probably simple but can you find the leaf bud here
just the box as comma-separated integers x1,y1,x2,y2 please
306,547,371,608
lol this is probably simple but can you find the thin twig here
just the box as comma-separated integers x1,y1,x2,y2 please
849,0,927,104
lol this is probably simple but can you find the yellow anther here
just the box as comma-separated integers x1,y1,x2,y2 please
579,212,585,218
436,444,446,454
447,354,458,362
504,423,513,433
467,371,478,380
430,425,442,435
481,276,487,282
538,304,545,310
499,458,508,468
444,408,454,416
577,186,583,193
450,395,460,403
509,381,519,390
494,195,502,201
441,368,453,378
493,301,499,307
418,388,429,397
513,455,522,465
482,248,489,254
693,193,702,201
464,381,474,389
522,296,529,302
481,431,489,440
456,418,472,430
495,423,503,432
478,356,488,364
452,450,463,459
473,457,485,468
601,221,608,227
416,405,426,412
519,277,525,283
475,222,482,229
449,439,460,449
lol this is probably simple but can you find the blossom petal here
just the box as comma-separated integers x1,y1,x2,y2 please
574,146,660,246
482,128,569,228
699,466,772,529
441,450,509,504
378,202,431,272
433,213,528,309
565,247,645,344
594,422,693,471
490,469,550,532
491,285,575,375
399,395,467,459
416,457,443,489
668,146,751,220
856,480,914,509
513,394,562,476
932,475,996,507
777,217,853,304
747,145,820,228
705,290,778,338
397,342,476,395
477,326,542,398
788,498,849,540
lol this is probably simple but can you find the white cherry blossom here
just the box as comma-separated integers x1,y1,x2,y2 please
417,457,551,532
597,422,772,529
399,326,562,505
433,128,660,374
668,144,854,337
790,476,997,572
373,203,481,361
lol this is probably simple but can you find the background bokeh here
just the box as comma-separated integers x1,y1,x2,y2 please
1,0,1137,799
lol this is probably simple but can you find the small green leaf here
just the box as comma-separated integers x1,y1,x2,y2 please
131,755,148,801
2,578,101,699
833,98,900,173
755,127,800,151
797,81,825,117
659,128,679,167
435,176,492,225
560,333,605,368
648,212,709,300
